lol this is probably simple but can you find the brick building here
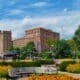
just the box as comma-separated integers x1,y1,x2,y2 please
0,31,12,54
13,27,60,52
0,28,59,54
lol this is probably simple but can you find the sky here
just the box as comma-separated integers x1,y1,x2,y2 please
0,0,80,39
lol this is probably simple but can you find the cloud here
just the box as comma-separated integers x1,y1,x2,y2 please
73,0,80,10
8,9,24,15
30,2,47,7
9,1,15,6
0,19,22,39
63,8,68,12
0,16,59,39
0,11,80,40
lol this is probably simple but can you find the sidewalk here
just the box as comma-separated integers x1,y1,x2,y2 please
58,71,80,79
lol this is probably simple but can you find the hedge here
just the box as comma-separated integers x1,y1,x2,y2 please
0,60,54,67
36,59,54,65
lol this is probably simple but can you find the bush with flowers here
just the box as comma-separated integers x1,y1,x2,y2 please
59,61,76,71
66,63,80,73
0,66,12,77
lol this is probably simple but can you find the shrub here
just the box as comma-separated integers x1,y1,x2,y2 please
66,63,80,73
0,61,40,67
0,66,12,78
0,60,54,67
37,59,54,65
59,61,76,71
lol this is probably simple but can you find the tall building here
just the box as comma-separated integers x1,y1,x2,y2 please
13,27,60,52
0,31,12,54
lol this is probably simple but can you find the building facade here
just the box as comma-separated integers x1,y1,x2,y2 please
0,31,12,54
13,27,60,52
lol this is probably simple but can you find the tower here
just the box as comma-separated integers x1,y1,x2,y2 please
0,31,12,54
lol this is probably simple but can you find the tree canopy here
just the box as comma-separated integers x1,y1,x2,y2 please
8,44,14,51
19,41,36,59
45,39,71,59
55,40,71,58
73,25,80,50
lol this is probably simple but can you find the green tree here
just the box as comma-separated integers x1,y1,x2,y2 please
19,47,27,59
39,51,53,59
26,42,35,50
19,42,36,59
55,40,71,58
45,38,71,58
8,44,14,51
45,38,59,58
26,41,36,57
15,47,20,54
45,38,54,51
73,25,80,50
67,39,78,58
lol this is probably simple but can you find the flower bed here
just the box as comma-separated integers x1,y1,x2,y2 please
22,74,80,80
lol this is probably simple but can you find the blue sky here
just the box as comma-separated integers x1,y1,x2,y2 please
0,0,80,39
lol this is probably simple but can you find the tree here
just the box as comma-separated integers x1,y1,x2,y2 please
39,51,53,59
19,41,36,59
45,38,54,51
15,47,20,54
26,41,36,57
26,42,35,50
45,38,72,59
67,39,78,58
73,25,80,51
45,38,59,58
55,40,71,58
19,47,27,59
8,44,14,51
